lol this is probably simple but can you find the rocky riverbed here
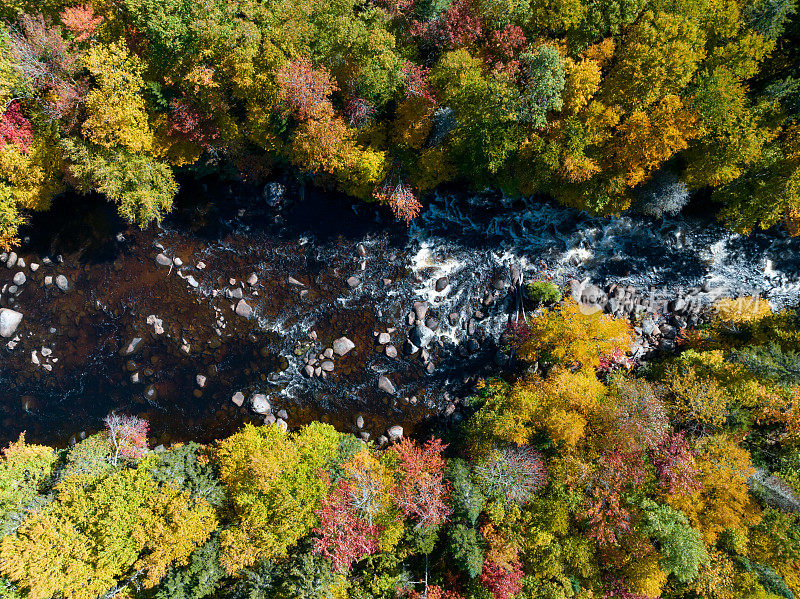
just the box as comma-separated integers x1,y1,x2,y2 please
2,179,800,447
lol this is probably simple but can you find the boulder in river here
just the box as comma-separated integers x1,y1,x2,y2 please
13,272,26,286
333,336,355,356
387,425,403,442
235,299,253,318
250,393,271,414
122,337,143,356
435,276,449,292
413,300,428,321
155,253,172,267
409,324,434,348
347,276,361,288
263,181,287,208
232,391,245,407
55,275,69,292
0,309,23,338
378,375,396,395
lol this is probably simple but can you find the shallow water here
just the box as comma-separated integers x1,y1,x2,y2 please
1,180,798,446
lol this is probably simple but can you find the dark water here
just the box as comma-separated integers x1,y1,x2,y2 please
3,179,800,447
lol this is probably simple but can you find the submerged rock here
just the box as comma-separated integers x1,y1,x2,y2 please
55,275,69,292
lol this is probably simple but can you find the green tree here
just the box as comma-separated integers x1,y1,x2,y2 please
639,498,709,584
517,45,566,129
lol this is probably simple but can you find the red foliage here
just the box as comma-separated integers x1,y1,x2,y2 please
403,585,464,599
344,96,375,129
651,431,701,495
60,3,103,42
168,97,219,147
580,449,647,546
276,57,338,121
582,486,632,547
0,101,34,154
598,348,634,372
391,437,452,529
403,62,435,103
502,318,533,353
374,175,423,225
479,560,524,599
103,413,149,463
486,25,526,78
409,0,482,52
313,482,382,572
8,14,86,125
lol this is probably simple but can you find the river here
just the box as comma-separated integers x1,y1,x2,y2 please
2,178,799,446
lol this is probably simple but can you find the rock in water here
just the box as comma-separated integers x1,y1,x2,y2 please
13,272,26,286
412,301,428,321
409,324,434,348
333,336,355,356
55,275,69,292
250,393,271,414
347,276,361,288
263,181,287,208
231,392,245,407
0,309,23,338
387,425,403,442
155,253,172,266
122,337,143,356
378,375,396,395
235,299,253,318
435,276,449,292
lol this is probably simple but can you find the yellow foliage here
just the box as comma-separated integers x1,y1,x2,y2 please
667,435,760,545
608,95,699,187
713,296,772,324
82,42,153,153
133,486,218,588
623,552,668,598
391,97,435,150
517,299,634,370
691,550,736,599
411,146,458,191
563,58,601,114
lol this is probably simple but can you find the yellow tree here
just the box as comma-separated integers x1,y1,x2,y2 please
517,298,634,370
667,435,761,546
81,42,153,153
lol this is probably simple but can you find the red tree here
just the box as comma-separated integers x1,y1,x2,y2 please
60,3,104,42
479,560,524,599
403,62,435,103
276,57,338,121
0,101,33,153
409,0,482,52
313,482,382,572
486,25,526,78
651,431,701,495
169,97,219,147
344,96,375,129
103,413,149,465
374,173,423,225
391,437,452,529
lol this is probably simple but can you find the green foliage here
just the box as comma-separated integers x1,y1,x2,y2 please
524,281,562,304
639,498,709,583
518,45,566,128
449,524,485,578
154,537,226,599
447,458,485,525
62,140,177,227
145,443,225,507
730,343,800,385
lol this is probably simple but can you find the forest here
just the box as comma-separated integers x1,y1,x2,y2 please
3,0,800,598
1,294,800,599
0,0,800,248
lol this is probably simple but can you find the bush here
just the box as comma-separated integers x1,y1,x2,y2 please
524,281,562,304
